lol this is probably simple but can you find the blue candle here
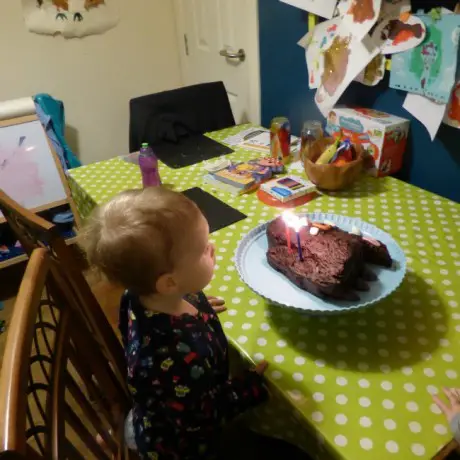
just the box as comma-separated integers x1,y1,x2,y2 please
296,231,303,261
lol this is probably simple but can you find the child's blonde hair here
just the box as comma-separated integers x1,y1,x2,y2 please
80,187,201,295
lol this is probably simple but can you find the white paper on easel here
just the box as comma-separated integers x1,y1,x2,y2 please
279,0,338,19
342,0,382,41
403,92,446,140
315,26,379,116
0,97,35,122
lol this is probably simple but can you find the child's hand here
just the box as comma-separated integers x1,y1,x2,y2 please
254,361,268,375
433,388,460,422
207,296,227,314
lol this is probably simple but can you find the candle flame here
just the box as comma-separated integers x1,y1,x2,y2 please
282,212,308,232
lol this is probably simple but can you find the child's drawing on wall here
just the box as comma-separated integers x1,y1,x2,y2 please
22,0,119,38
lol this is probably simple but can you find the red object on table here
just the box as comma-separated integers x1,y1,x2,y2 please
256,189,317,208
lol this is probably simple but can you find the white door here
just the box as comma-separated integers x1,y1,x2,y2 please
173,0,261,124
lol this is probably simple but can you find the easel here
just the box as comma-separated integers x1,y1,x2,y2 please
0,112,81,268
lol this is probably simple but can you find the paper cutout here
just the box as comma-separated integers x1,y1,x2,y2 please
315,25,379,116
303,18,341,89
403,92,446,140
381,0,411,16
342,0,382,41
390,14,460,104
279,0,338,19
444,81,460,128
355,54,386,86
22,0,119,38
373,14,426,54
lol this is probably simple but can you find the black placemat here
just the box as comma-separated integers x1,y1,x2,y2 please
182,187,247,233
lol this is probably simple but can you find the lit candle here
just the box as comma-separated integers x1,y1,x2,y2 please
291,218,307,262
282,211,295,253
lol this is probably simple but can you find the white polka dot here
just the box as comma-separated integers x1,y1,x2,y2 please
404,383,416,393
314,374,325,384
359,397,371,408
260,323,270,331
360,438,373,450
384,419,397,430
336,377,348,386
237,336,248,344
335,414,348,425
232,298,241,304
249,299,258,306
406,401,419,412
334,435,347,447
227,309,238,316
409,421,422,433
271,371,282,380
245,310,255,318
359,379,370,388
360,416,372,427
312,411,324,422
411,444,426,456
336,394,348,405
317,343,327,352
242,323,252,330
224,322,233,329
381,381,392,391
386,441,399,453
315,359,325,367
424,368,435,377
383,399,395,410
277,340,287,348
431,403,442,414
447,370,458,379
295,357,306,366
358,362,369,372
443,353,454,362
427,385,438,395
219,285,228,292
274,355,285,363
257,338,267,346
236,287,244,293
313,392,324,402
293,373,304,382
253,353,264,361
435,424,448,435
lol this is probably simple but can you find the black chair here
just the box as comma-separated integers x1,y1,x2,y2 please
129,82,236,169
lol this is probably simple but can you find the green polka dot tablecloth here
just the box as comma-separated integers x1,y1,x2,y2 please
69,125,460,459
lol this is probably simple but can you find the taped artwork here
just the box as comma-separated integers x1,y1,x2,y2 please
443,81,460,128
342,0,382,40
304,18,341,89
355,54,386,86
373,13,426,54
390,14,460,104
315,24,379,115
279,0,338,19
22,0,119,38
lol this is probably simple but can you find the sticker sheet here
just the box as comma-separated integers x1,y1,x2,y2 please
279,0,338,19
315,24,379,116
390,14,460,104
342,0,382,41
303,18,341,89
373,14,426,55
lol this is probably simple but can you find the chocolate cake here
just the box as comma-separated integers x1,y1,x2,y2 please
266,217,393,301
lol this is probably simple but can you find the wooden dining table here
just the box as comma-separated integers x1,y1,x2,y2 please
68,124,460,459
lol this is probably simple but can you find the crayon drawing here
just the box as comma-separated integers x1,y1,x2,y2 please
390,14,460,104
342,0,382,40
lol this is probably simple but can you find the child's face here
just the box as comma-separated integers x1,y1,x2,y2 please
172,213,215,295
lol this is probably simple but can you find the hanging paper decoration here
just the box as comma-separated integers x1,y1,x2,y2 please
443,81,460,128
372,14,426,54
389,13,460,104
354,54,386,86
280,0,339,19
22,0,119,38
342,0,382,40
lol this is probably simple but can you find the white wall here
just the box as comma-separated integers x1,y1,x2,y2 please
0,0,182,164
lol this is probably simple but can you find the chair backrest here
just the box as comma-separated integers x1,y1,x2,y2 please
0,249,131,459
129,81,236,152
0,190,127,398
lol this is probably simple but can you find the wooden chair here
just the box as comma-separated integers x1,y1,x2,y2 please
0,190,127,398
0,249,134,459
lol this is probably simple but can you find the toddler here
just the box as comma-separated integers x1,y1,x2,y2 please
82,187,269,460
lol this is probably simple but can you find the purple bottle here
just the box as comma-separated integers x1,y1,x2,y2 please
138,143,161,188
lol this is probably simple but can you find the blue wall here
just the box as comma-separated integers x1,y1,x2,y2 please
258,0,460,203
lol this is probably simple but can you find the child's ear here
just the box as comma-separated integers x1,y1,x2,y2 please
156,273,178,295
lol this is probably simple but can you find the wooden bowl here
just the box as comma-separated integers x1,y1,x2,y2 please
303,138,364,191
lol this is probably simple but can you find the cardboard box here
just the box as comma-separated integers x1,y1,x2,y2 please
326,107,410,177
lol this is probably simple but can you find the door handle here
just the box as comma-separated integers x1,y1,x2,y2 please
219,48,246,62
